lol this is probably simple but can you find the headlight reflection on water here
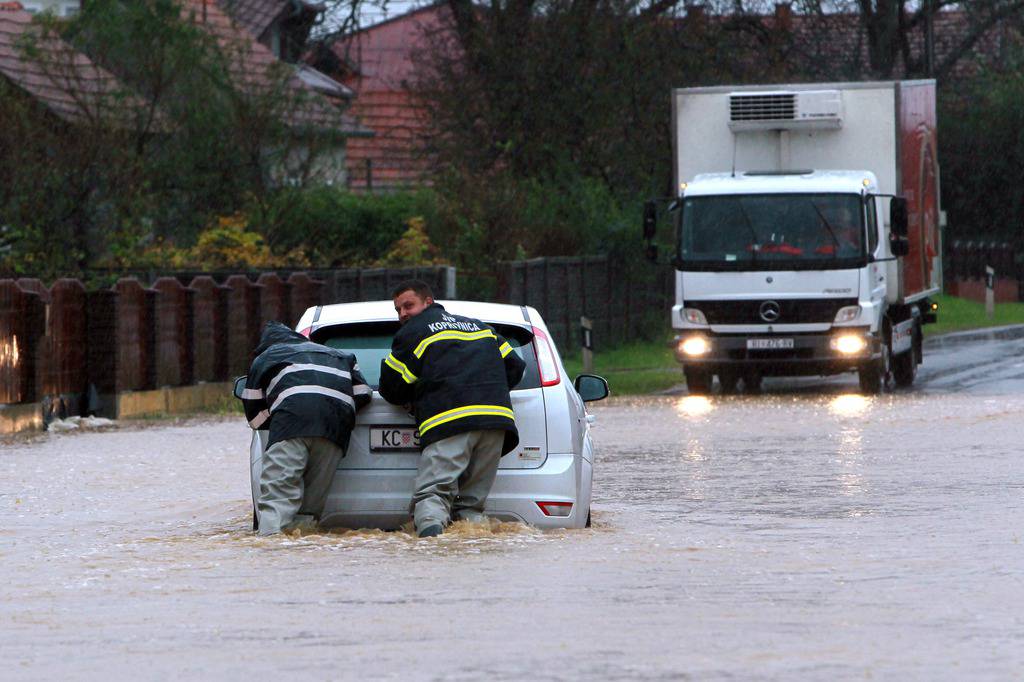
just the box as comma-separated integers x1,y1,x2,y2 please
676,395,714,418
0,335,19,369
830,393,870,417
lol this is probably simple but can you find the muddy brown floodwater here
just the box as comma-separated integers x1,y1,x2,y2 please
2,338,1024,680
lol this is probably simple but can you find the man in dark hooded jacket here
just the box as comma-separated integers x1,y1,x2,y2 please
242,322,371,535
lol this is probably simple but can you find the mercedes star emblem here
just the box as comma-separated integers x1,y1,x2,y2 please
759,300,781,322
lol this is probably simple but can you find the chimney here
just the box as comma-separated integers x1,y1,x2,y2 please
774,3,792,31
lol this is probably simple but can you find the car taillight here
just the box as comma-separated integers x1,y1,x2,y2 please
536,501,573,517
299,327,312,338
532,326,561,387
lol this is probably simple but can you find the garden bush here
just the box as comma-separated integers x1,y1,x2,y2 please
257,187,440,266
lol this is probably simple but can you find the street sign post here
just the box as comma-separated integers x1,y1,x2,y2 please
580,316,593,373
985,266,995,319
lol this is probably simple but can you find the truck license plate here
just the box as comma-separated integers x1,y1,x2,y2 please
746,338,794,350
369,426,420,452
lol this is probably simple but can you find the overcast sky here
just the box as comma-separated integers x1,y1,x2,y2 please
360,1,423,23
321,0,429,32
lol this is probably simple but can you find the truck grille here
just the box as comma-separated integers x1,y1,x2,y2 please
688,298,858,325
729,93,796,122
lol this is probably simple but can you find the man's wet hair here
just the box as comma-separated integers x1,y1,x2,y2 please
391,279,434,300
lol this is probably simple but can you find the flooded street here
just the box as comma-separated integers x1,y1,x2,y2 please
3,334,1024,680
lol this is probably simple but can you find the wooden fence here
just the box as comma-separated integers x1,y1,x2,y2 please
0,266,455,420
496,256,675,352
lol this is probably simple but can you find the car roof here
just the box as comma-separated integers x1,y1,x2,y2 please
306,300,538,330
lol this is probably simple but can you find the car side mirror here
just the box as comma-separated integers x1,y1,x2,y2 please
890,197,908,237
891,236,910,257
233,376,247,400
642,200,657,241
574,374,609,402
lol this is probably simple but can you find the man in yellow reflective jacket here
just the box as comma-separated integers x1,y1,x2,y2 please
379,280,526,537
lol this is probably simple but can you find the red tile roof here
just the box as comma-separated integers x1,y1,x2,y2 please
182,0,369,135
217,0,286,37
0,5,154,127
216,0,324,39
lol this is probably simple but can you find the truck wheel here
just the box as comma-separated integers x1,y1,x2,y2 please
742,372,763,393
684,367,712,394
858,337,892,395
718,371,740,394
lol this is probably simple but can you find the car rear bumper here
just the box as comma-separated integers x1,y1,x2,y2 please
315,452,585,530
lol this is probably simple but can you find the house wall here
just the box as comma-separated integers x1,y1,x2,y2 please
335,5,451,191
264,141,348,188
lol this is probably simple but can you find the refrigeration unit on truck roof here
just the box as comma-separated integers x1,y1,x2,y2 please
728,89,844,131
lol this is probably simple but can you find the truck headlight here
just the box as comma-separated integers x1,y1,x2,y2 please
833,305,861,324
830,334,867,355
680,336,710,356
683,308,708,325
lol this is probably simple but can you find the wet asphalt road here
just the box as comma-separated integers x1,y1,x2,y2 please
1,331,1023,680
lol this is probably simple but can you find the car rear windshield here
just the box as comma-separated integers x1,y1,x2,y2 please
312,322,540,390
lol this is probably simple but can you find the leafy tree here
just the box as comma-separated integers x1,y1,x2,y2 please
0,0,358,277
940,60,1024,247
414,0,1024,263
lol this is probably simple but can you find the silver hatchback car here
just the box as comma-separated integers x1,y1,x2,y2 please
238,300,609,530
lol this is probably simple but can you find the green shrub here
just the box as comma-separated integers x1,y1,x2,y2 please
255,187,440,266
940,64,1024,245
431,166,646,268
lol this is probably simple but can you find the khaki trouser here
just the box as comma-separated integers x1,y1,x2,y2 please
258,437,344,536
412,429,505,531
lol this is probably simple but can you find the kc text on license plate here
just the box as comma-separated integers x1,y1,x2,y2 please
746,338,794,350
369,426,421,452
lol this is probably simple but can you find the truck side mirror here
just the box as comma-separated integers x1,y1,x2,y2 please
642,200,657,240
891,236,910,257
890,197,908,237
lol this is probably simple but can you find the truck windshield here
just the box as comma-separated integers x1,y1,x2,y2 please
679,193,865,270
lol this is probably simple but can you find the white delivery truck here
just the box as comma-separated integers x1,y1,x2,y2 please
643,80,942,394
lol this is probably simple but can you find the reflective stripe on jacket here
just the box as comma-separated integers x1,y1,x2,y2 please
378,303,526,453
242,322,371,450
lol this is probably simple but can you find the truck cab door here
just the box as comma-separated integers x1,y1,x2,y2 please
865,196,887,306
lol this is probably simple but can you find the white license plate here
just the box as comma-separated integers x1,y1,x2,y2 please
746,338,795,350
369,426,421,452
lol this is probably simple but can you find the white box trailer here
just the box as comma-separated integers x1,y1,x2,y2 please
646,80,942,394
